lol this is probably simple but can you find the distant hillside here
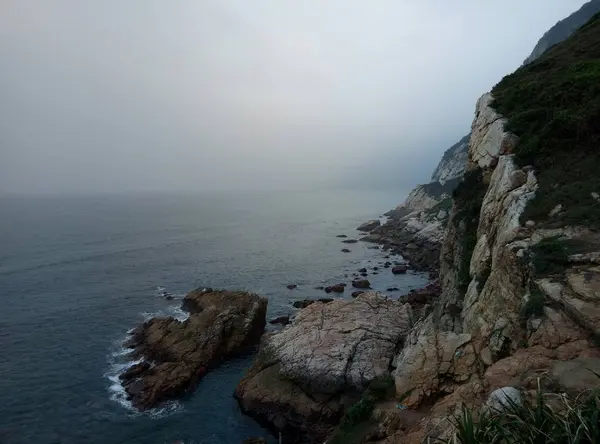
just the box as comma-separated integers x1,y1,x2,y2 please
523,0,600,65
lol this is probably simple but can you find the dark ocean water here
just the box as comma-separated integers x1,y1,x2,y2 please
0,190,428,444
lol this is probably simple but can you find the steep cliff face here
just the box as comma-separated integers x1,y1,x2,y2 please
430,134,470,185
523,0,600,65
389,16,600,442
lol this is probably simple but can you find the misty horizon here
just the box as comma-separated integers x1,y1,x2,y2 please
0,1,587,196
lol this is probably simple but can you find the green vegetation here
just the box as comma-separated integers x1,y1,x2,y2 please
438,384,600,444
328,375,395,444
452,168,487,296
492,13,600,229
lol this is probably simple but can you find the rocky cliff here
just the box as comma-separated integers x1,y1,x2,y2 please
523,0,600,65
233,9,600,444
430,133,470,185
388,14,600,442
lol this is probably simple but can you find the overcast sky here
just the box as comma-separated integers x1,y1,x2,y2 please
0,1,587,194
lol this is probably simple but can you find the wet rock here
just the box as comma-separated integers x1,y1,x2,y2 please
336,234,348,238
269,315,290,326
341,248,351,253
358,267,367,273
314,286,324,290
360,273,368,277
352,279,371,289
392,266,408,274
386,287,400,292
325,283,345,293
341,239,358,244
122,289,267,410
119,361,151,382
351,291,365,298
286,284,297,290
373,267,379,271
357,220,381,232
292,298,334,309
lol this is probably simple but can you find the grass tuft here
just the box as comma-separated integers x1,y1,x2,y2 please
437,382,600,444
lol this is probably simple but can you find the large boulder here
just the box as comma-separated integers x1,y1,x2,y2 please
121,289,267,410
357,219,381,232
235,292,413,444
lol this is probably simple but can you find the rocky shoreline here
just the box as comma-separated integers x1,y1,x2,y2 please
119,289,267,410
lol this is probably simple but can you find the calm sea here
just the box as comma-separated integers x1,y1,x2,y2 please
0,190,428,444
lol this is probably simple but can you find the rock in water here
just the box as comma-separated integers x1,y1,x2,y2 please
357,220,381,232
120,289,267,410
392,265,408,274
341,239,358,244
352,279,370,289
269,315,290,326
286,284,297,290
341,248,351,253
235,292,412,444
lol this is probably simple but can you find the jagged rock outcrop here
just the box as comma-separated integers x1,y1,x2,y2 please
523,0,600,65
121,289,267,410
431,133,470,185
235,292,413,444
357,219,381,232
363,137,467,271
388,89,600,442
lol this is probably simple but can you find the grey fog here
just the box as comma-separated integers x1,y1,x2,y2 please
0,0,587,195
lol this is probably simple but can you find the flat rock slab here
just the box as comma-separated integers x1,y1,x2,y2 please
236,292,413,443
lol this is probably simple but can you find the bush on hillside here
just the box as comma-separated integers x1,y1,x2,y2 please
492,13,600,229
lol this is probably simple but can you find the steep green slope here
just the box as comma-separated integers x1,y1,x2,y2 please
492,13,600,229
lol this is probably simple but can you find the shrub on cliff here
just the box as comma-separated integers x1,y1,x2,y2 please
441,385,600,444
492,13,600,229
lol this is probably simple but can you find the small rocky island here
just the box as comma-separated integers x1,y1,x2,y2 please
120,288,267,410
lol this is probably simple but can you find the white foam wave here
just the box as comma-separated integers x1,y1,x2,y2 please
105,334,183,417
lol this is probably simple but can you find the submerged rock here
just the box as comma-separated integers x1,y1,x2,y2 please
341,248,351,253
286,284,297,290
341,239,358,244
120,289,267,410
235,292,412,443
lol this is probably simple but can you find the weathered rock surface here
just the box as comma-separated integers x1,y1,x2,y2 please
385,91,600,442
357,219,381,232
120,289,267,410
235,292,413,443
431,133,470,185
293,298,333,309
